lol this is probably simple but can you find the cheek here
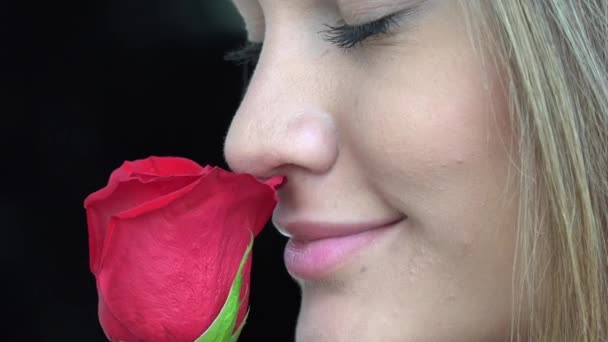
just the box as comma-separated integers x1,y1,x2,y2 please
343,41,516,250
348,52,511,190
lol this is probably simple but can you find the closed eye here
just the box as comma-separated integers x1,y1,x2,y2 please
223,5,420,89
319,5,421,50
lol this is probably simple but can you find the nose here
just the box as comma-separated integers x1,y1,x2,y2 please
223,53,339,179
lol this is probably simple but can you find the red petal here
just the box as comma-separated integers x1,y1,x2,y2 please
85,156,213,274
264,175,287,191
120,156,208,177
86,175,200,274
97,293,138,341
84,156,207,209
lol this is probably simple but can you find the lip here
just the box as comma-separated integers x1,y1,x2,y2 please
277,216,406,280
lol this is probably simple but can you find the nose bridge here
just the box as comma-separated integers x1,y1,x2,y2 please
223,44,339,178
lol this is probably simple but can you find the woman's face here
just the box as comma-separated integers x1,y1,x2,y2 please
224,0,519,341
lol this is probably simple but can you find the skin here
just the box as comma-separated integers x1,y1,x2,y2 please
224,0,520,341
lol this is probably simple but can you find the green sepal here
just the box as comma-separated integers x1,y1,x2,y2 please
195,232,253,342
230,308,249,342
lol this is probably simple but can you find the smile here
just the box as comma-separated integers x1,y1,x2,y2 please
278,217,406,280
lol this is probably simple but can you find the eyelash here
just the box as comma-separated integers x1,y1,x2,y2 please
318,12,401,49
223,9,413,86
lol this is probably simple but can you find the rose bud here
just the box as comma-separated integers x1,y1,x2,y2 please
84,156,284,342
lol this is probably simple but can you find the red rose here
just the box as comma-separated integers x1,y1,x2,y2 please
84,156,284,341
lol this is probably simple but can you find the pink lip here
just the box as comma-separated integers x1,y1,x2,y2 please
278,217,405,280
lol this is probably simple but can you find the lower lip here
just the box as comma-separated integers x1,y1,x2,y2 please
283,220,403,280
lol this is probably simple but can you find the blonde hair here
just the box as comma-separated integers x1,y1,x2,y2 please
459,1,608,341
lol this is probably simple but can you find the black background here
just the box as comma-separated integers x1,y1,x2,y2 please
4,0,299,340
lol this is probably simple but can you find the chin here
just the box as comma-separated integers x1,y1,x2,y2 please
294,290,397,342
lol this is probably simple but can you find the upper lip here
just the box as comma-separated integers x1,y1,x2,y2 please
273,215,406,242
